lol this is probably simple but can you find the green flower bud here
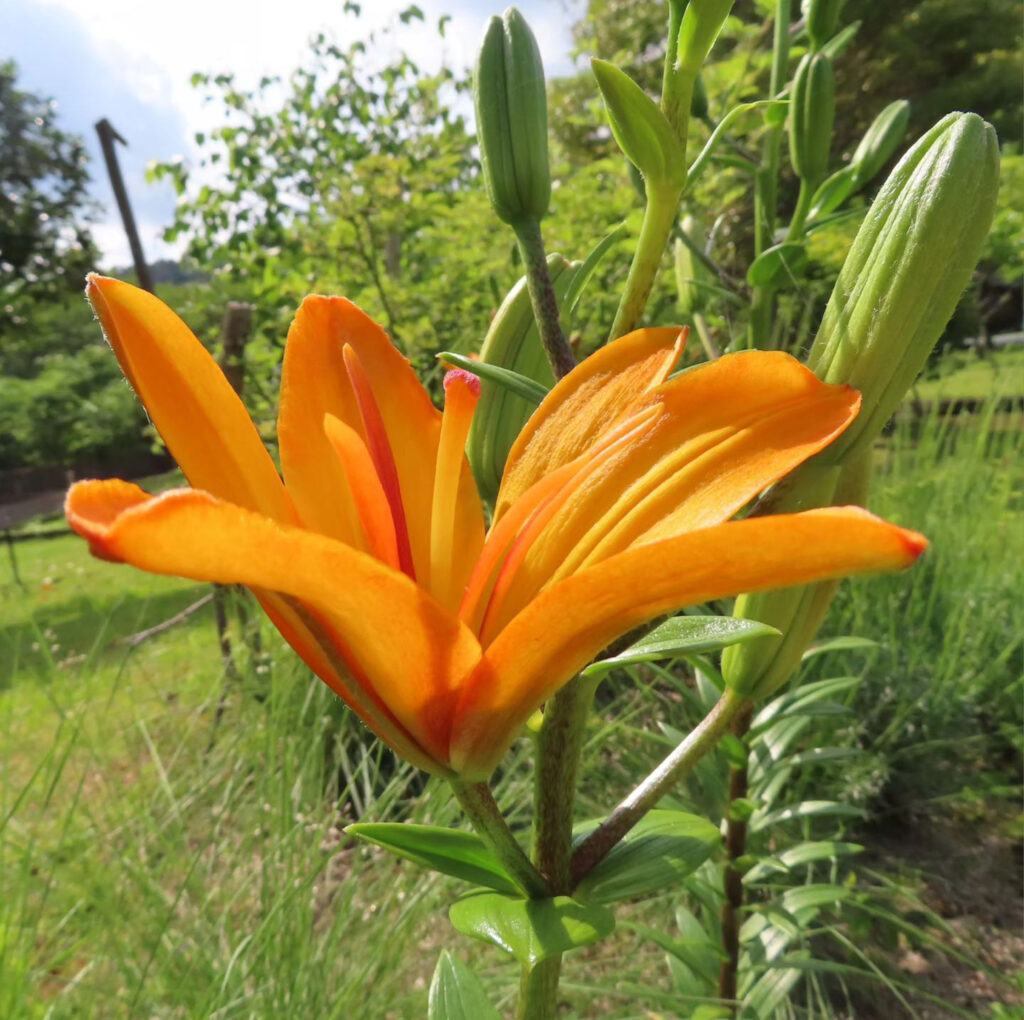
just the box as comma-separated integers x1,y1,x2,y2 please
591,59,687,190
467,254,575,501
789,52,835,185
474,7,551,226
809,112,1000,466
677,0,736,75
722,455,869,700
802,0,845,51
849,99,910,189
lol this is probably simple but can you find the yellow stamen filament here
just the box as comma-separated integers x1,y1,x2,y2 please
323,413,400,569
430,371,481,609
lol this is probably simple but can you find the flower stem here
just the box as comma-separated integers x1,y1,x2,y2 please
609,182,684,341
571,688,749,884
517,677,596,1019
785,178,814,241
718,703,755,1012
450,780,549,898
513,218,576,380
748,0,792,351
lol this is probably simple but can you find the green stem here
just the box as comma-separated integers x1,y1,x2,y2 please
609,183,684,341
517,677,595,1019
717,703,755,1013
748,0,792,351
450,781,549,899
513,218,576,380
785,178,814,241
571,689,749,884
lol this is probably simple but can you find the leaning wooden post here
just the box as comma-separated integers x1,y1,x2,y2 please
94,119,155,294
208,303,255,748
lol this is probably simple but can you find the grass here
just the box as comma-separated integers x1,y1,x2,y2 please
914,345,1024,401
1,401,1021,1018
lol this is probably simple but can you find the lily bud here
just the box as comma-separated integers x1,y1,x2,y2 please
723,455,869,700
802,0,845,51
809,112,999,465
474,7,551,226
849,99,910,189
789,51,835,185
467,254,574,501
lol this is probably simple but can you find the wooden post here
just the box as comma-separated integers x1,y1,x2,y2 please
94,118,155,293
208,303,255,750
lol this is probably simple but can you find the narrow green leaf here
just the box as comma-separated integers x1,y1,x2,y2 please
808,165,857,220
820,20,861,58
749,801,863,833
346,822,521,895
751,676,860,730
574,810,721,904
780,883,854,915
437,351,548,406
744,840,863,883
449,893,615,966
802,635,879,660
746,242,808,288
582,616,780,679
428,951,500,1020
564,222,629,319
687,100,787,187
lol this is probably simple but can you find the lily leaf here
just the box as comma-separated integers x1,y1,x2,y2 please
746,242,809,288
574,809,721,904
582,616,780,679
346,822,521,895
449,893,615,966
802,635,879,660
564,222,629,321
428,951,500,1020
438,351,548,406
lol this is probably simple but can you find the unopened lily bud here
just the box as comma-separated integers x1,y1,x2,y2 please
809,112,999,465
722,455,869,699
789,51,835,185
802,0,845,51
475,7,551,226
467,254,575,501
849,99,910,189
677,0,736,75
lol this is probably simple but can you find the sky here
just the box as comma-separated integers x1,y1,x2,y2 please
4,0,582,266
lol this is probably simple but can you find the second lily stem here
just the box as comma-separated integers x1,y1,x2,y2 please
514,218,576,380
718,703,755,1011
572,688,750,884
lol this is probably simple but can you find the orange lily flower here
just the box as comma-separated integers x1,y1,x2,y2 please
66,277,926,779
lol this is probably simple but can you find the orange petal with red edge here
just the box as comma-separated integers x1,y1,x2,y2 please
278,296,484,584
450,508,926,777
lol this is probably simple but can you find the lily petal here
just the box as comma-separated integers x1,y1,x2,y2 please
85,276,293,522
66,480,482,769
494,326,685,520
450,508,926,776
489,353,861,625
278,297,484,588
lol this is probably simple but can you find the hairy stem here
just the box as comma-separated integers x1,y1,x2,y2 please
718,704,755,1011
450,781,549,898
571,688,749,884
513,218,576,379
517,677,596,1018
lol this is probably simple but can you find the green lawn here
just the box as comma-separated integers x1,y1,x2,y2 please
914,345,1024,400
